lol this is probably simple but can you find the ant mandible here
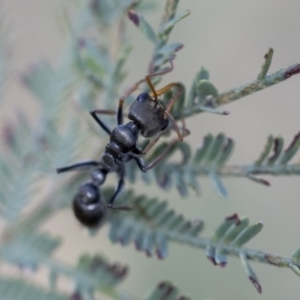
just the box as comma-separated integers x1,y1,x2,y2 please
57,58,184,213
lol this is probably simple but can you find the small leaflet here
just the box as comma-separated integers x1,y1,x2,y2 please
209,171,228,199
240,253,262,294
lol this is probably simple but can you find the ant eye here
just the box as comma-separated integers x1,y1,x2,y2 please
137,93,149,102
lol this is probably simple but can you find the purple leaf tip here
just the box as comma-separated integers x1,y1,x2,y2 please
249,276,262,294
207,255,217,266
127,10,140,26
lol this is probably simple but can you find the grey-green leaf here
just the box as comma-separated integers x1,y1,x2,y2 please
279,132,300,165
214,214,240,241
197,79,218,101
257,48,274,81
209,171,227,199
128,10,157,43
240,253,262,294
292,246,300,260
0,277,68,300
145,281,190,300
222,217,250,243
159,10,191,36
255,135,274,165
231,222,263,247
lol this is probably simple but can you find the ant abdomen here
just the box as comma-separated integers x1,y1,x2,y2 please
73,183,106,227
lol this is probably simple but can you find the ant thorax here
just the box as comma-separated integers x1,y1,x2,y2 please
101,122,139,170
110,122,139,151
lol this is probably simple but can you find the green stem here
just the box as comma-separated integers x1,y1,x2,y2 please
182,63,300,118
0,245,130,300
189,163,300,177
160,0,179,28
172,234,299,272
148,0,179,74
215,63,300,106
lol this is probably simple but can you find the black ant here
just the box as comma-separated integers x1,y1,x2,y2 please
89,58,184,174
56,59,185,226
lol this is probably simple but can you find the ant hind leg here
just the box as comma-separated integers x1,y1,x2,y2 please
56,160,100,173
107,176,132,210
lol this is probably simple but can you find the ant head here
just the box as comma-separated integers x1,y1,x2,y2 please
128,93,168,138
90,168,107,185
73,183,106,227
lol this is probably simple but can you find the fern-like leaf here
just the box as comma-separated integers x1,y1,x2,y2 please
145,281,190,300
77,253,128,289
102,188,204,259
254,132,300,168
1,231,61,269
127,134,234,198
0,117,39,221
1,230,128,296
0,277,68,300
206,214,263,293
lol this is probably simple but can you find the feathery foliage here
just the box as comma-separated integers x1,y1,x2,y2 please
0,277,68,300
145,281,190,300
0,0,300,299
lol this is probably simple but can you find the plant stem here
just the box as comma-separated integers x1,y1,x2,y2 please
189,163,300,177
182,63,300,118
172,234,299,273
215,63,300,106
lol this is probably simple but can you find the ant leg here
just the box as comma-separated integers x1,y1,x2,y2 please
156,83,184,141
164,111,183,141
117,58,174,102
142,136,161,154
142,118,189,155
90,110,113,136
150,82,180,101
132,139,178,172
139,120,184,156
141,128,170,155
107,176,124,208
117,98,124,125
131,124,190,171
56,160,99,173
145,59,174,101
131,147,144,155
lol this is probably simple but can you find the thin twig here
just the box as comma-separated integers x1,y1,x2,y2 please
182,63,300,118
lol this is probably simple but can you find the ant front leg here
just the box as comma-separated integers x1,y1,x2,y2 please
119,58,175,103
156,82,185,141
91,97,125,131
145,59,174,101
90,110,115,136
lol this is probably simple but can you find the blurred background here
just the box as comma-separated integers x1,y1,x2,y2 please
1,0,300,299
